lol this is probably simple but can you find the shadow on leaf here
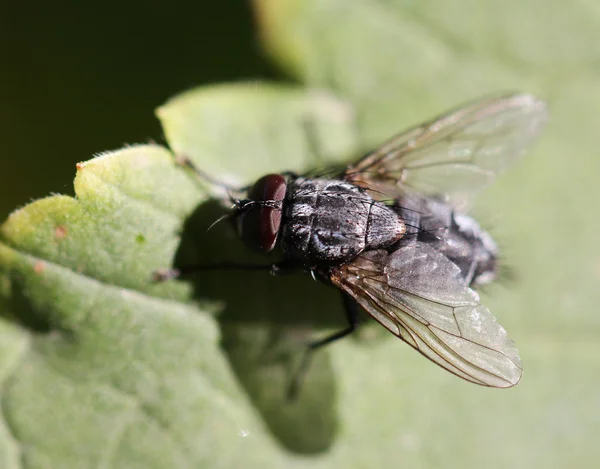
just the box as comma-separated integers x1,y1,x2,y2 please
171,199,345,454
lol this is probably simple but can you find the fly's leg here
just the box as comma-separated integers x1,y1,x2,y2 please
287,294,359,399
152,261,299,282
175,155,243,192
175,154,256,203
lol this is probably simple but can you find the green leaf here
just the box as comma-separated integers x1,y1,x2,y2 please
2,2,600,468
158,82,358,182
0,84,363,466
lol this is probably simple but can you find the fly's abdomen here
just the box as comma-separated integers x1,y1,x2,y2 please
394,195,498,286
282,179,405,265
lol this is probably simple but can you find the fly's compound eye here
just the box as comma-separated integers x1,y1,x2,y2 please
239,174,287,253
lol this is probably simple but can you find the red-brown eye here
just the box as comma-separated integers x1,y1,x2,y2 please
240,174,287,253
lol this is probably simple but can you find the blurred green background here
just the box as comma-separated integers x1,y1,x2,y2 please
0,1,279,220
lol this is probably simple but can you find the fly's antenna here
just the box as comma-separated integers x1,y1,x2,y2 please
207,197,252,233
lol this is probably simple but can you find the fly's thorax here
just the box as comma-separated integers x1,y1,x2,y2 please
365,203,406,247
281,178,405,265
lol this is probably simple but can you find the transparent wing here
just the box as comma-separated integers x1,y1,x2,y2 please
345,93,547,210
330,243,523,387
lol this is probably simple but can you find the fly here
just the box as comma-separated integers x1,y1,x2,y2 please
156,93,547,394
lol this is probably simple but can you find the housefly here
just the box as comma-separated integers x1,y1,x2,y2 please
158,93,547,392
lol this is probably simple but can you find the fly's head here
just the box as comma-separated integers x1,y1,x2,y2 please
233,174,287,254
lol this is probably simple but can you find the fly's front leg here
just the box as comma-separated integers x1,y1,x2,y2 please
152,260,299,282
174,155,251,202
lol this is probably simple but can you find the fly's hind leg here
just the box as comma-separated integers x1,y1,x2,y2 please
287,294,359,399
